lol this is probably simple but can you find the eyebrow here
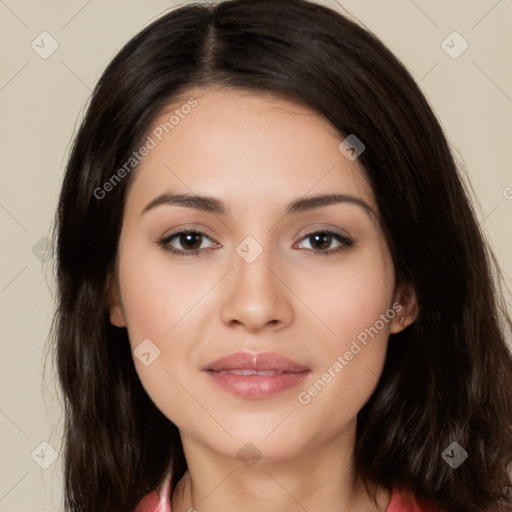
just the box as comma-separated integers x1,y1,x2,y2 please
141,191,376,218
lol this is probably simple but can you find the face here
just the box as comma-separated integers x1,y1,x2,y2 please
109,87,417,463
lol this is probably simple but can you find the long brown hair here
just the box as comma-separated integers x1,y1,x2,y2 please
49,1,512,510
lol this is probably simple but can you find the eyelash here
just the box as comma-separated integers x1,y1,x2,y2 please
157,228,354,258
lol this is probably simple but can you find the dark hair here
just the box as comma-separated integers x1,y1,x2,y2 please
49,0,512,511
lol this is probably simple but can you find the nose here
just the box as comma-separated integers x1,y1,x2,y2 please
219,241,294,333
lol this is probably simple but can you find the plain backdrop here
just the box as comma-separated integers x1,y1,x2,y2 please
0,1,511,510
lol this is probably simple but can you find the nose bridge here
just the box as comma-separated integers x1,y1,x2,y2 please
234,236,275,286
219,233,292,330
233,234,277,297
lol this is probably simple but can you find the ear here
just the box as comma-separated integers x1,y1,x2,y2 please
107,276,126,328
389,280,419,334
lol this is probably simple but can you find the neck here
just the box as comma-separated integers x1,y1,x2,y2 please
171,421,390,512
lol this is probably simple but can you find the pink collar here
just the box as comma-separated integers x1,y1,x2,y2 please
134,468,172,512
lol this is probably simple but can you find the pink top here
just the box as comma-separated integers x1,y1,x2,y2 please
134,468,440,512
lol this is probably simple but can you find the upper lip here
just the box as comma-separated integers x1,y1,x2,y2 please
203,351,310,373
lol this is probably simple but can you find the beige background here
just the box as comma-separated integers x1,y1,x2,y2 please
0,1,511,510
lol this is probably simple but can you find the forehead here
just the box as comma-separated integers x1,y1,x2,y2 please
125,87,376,216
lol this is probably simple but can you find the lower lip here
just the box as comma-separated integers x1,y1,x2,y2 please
205,370,310,399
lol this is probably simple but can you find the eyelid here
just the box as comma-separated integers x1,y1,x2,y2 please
297,223,352,238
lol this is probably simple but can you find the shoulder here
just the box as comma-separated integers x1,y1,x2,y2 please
387,487,512,512
134,469,173,512
134,490,161,512
387,485,441,512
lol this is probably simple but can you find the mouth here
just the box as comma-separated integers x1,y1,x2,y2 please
214,369,292,375
203,351,310,373
203,351,311,399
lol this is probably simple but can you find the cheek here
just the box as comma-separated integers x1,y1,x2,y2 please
116,263,197,427
293,248,394,416
116,244,218,426
117,245,203,345
302,247,395,344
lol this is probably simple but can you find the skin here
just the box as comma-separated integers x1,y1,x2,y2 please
109,86,418,512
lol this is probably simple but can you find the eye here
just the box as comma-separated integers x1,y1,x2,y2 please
294,230,354,256
158,228,354,257
158,229,218,257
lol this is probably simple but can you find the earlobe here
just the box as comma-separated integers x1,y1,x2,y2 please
390,281,419,334
107,279,126,328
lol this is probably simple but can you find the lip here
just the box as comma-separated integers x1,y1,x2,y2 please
203,351,311,399
203,351,310,373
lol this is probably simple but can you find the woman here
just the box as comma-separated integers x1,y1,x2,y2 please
50,0,512,511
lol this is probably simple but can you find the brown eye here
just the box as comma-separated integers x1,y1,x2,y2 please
174,232,203,250
158,230,217,256
296,230,354,256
